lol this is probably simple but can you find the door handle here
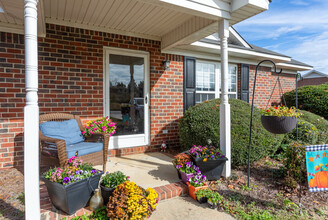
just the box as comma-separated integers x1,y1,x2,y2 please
144,95,148,105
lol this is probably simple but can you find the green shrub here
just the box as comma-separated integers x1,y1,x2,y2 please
282,120,318,146
284,83,328,119
281,142,307,189
179,99,284,166
300,110,328,144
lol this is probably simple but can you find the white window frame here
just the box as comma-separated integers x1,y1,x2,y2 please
195,60,238,103
103,47,150,149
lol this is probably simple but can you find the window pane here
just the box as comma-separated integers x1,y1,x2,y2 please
228,94,237,99
196,62,215,92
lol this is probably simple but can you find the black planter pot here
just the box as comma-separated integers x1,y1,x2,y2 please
177,169,181,179
191,157,227,181
197,196,207,204
261,115,297,134
100,185,115,206
42,171,103,215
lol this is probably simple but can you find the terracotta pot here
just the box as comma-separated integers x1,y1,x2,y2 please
187,182,208,200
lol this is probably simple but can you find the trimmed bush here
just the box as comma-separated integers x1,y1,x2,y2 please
179,99,284,166
284,83,328,119
299,110,328,144
282,120,318,146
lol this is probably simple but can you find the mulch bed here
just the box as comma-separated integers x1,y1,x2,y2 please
209,157,328,219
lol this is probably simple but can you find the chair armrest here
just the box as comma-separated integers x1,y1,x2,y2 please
39,133,68,166
84,132,110,165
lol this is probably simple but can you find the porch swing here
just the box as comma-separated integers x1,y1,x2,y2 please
247,59,301,187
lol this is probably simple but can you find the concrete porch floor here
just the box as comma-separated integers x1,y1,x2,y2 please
94,152,180,189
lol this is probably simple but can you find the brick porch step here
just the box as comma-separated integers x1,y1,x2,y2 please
40,181,188,220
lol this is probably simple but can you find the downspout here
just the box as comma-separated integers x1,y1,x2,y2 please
24,0,40,219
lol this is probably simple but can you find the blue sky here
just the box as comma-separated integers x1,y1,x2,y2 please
234,0,328,73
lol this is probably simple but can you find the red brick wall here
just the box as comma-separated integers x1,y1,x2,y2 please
298,77,328,87
0,24,184,169
248,65,296,109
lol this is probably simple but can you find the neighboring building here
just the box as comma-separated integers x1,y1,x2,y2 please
298,70,328,87
0,0,312,169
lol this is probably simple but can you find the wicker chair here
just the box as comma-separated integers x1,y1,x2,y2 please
39,113,109,171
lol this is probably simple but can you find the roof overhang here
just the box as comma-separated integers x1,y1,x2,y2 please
0,0,270,51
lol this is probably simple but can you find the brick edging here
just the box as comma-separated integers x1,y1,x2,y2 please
153,181,188,201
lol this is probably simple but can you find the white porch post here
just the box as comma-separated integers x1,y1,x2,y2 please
24,0,40,219
219,19,231,177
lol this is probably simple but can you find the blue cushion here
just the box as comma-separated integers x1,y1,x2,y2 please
40,119,84,145
66,142,103,158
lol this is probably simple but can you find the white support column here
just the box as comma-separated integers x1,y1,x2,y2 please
219,19,231,178
24,0,40,219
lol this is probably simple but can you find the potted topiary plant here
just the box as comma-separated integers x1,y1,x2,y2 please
175,162,200,184
187,173,208,200
261,105,300,134
42,156,103,215
189,145,227,180
207,191,223,209
172,153,192,179
195,188,212,204
100,171,129,205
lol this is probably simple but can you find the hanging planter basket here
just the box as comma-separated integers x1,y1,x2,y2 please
261,115,297,134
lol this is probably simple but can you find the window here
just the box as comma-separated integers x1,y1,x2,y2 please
195,61,237,104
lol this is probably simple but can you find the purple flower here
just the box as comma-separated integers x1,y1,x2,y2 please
91,169,97,174
76,170,83,175
176,165,182,170
186,162,192,169
63,177,70,184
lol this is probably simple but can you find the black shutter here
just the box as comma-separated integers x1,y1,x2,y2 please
184,57,196,111
240,64,249,103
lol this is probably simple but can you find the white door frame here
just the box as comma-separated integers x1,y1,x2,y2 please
103,47,150,149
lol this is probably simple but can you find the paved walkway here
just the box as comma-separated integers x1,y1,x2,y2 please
95,152,180,189
150,196,235,220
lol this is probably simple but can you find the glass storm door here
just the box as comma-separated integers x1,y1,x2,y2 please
104,48,149,149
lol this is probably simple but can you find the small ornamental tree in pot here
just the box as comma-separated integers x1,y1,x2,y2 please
189,145,227,180
187,173,208,200
100,171,129,205
42,156,103,215
261,105,300,134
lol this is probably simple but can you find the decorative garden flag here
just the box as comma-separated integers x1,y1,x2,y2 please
306,144,328,192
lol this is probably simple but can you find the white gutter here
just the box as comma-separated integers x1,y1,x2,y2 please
191,41,291,62
276,62,313,71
